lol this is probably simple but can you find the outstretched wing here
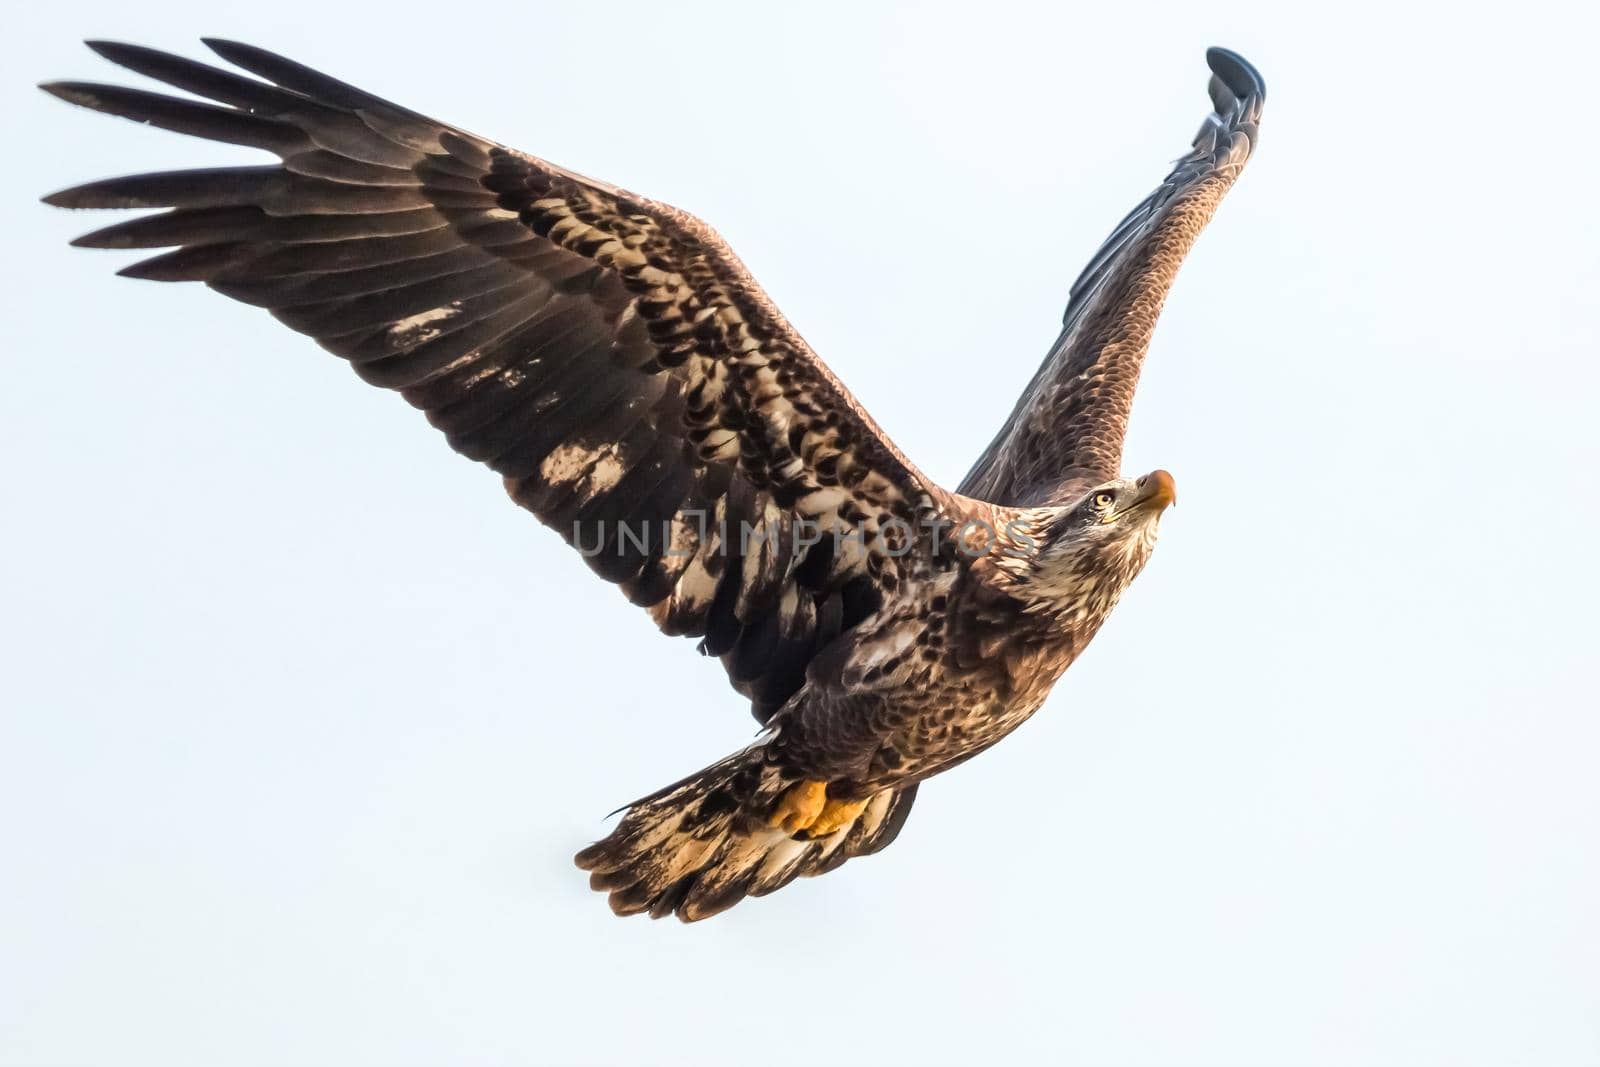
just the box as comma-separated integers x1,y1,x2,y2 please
959,47,1264,506
43,39,962,723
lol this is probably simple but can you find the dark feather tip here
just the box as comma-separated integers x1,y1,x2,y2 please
1206,47,1266,101
37,81,94,107
39,186,87,208
84,39,137,62
573,842,609,871
199,37,251,60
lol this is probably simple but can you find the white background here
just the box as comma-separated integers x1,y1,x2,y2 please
4,2,1598,1064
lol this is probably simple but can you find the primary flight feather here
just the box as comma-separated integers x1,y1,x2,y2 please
42,40,1263,921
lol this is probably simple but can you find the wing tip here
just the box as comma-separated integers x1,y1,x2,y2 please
1206,46,1266,102
113,260,164,281
199,36,247,56
37,80,127,114
83,38,129,59
82,38,169,71
39,184,83,209
200,37,293,75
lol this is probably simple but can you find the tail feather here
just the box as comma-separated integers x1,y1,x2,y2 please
575,748,918,922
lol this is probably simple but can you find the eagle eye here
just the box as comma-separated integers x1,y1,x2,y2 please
1092,491,1115,510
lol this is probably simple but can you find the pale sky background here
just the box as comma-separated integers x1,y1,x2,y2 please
4,2,1598,1064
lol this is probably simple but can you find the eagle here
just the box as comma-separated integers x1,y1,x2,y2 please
42,41,1263,921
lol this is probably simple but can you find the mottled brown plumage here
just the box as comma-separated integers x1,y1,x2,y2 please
43,41,1263,921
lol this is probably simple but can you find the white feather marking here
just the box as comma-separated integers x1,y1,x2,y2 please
813,828,852,861
538,441,624,493
700,830,777,891
858,790,893,837
752,837,811,890
587,453,625,494
797,487,846,514
589,810,685,875
671,557,718,613
385,303,460,345
655,834,721,887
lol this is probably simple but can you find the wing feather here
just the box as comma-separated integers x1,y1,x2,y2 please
959,47,1264,505
43,39,969,724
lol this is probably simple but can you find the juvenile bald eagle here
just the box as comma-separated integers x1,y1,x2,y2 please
43,41,1263,920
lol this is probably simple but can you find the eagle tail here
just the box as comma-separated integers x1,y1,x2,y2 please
574,747,917,922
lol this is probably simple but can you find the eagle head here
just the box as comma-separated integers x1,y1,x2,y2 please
1014,469,1177,618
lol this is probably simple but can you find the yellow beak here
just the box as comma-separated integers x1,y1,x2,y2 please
1129,469,1177,512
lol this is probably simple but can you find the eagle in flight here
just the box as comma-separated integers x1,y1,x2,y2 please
43,41,1263,921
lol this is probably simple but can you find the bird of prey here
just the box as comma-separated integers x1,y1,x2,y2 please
42,41,1263,921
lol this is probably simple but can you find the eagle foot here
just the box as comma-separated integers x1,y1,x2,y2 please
803,795,870,838
768,779,827,834
768,780,870,838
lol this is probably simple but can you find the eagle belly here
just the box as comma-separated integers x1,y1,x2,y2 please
765,590,1086,796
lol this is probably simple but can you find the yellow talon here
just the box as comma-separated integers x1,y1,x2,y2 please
768,780,827,834
768,781,871,837
807,796,870,837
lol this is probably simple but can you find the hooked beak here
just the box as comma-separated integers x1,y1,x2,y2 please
1125,469,1177,514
